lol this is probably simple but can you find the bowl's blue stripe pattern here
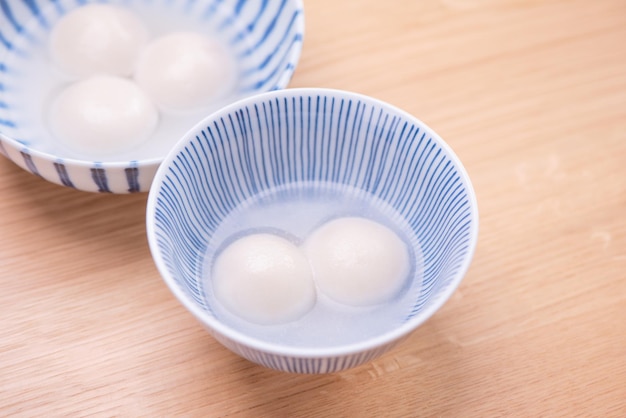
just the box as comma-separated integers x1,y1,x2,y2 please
0,0,304,193
152,91,476,373
212,332,403,373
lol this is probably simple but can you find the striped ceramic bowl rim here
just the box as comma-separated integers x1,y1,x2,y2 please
147,88,479,372
0,0,304,193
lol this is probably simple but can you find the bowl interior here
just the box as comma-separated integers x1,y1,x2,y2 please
148,89,478,353
0,0,304,163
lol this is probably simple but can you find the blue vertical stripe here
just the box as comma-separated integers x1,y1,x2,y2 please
125,163,140,193
20,151,39,176
54,161,75,187
91,167,111,193
0,0,24,33
0,31,12,50
23,0,48,28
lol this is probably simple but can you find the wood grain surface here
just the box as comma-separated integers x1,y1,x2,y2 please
2,0,626,416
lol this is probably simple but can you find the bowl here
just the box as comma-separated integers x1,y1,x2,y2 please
146,88,479,373
0,0,304,193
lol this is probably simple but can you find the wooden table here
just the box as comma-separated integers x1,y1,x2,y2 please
2,0,625,415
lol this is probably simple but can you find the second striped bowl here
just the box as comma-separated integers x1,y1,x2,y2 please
147,88,479,373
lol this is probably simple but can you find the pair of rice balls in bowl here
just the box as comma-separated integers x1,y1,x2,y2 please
213,217,412,325
0,0,304,192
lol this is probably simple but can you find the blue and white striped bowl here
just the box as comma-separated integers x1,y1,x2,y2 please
146,88,479,373
0,0,304,193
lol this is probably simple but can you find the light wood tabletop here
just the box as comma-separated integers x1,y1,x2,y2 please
1,0,625,416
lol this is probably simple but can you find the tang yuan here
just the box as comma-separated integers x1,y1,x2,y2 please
304,217,411,306
212,233,316,325
134,32,236,110
48,75,159,156
50,4,149,77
